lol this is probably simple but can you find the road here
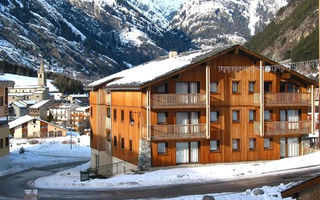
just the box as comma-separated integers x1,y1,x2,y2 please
0,162,320,200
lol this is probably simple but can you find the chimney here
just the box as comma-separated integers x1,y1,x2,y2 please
169,51,178,58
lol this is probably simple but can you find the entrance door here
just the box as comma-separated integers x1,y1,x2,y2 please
176,112,189,135
190,112,199,133
280,138,286,158
190,142,199,163
176,142,189,164
287,137,299,157
176,82,189,103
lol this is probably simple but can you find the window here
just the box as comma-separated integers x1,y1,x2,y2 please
129,140,133,152
157,84,167,93
5,137,9,147
121,110,124,122
232,81,240,93
0,139,3,149
264,82,272,93
107,132,111,142
157,112,167,124
107,108,110,118
264,110,271,121
249,110,256,122
121,138,125,149
264,138,272,149
210,82,218,93
210,111,219,122
249,81,255,93
113,109,117,120
157,142,167,154
114,136,117,146
210,140,220,151
129,111,134,122
0,96,3,106
232,139,240,151
249,138,256,150
232,110,240,122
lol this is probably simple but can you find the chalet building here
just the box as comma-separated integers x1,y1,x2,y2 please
89,45,317,176
8,60,50,103
9,115,67,138
47,103,79,127
28,99,54,120
0,78,14,170
70,106,90,134
9,100,36,117
65,93,89,105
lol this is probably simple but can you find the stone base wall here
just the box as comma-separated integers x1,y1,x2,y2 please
138,139,151,170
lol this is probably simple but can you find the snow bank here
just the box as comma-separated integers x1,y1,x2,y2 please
33,151,320,190
0,136,90,177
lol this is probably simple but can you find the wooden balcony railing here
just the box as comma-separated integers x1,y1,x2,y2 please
151,124,206,140
264,93,311,106
151,94,206,108
264,121,312,136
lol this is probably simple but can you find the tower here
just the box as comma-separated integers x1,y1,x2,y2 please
38,60,47,87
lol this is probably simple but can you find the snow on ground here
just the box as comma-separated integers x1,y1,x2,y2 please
0,136,90,177
163,184,293,200
33,151,320,190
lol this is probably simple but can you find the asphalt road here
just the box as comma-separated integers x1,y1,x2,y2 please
0,162,320,200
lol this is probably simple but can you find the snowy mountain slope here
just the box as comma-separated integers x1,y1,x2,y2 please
0,0,194,78
170,0,288,48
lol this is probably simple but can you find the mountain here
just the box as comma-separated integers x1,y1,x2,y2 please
170,0,289,48
0,0,194,78
246,0,318,63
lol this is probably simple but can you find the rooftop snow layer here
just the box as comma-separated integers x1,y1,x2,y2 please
9,115,34,129
89,45,234,88
30,100,51,109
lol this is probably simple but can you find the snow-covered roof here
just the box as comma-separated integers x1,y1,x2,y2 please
68,94,88,98
22,100,37,105
30,100,51,109
75,106,90,112
12,101,27,108
9,115,34,129
0,73,58,92
89,45,235,88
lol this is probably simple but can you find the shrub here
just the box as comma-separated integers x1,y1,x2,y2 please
19,147,25,154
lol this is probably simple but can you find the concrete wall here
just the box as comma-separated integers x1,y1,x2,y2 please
27,119,41,137
11,125,23,138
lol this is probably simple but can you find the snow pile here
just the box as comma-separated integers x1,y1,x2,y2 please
164,184,293,200
33,151,320,189
0,136,90,177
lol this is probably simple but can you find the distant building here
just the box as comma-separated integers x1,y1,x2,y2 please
9,100,36,117
9,115,67,138
28,99,54,120
8,60,50,103
64,93,89,105
0,78,14,170
70,106,90,134
47,103,79,127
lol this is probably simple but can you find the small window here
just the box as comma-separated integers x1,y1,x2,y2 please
121,138,125,149
264,82,272,93
114,136,117,146
157,112,167,124
0,139,3,149
249,110,256,122
129,140,133,152
121,110,124,122
5,137,9,147
113,109,117,120
210,111,219,122
210,140,220,151
232,139,240,151
249,81,255,93
264,110,271,121
0,96,3,106
249,138,256,150
264,138,272,149
129,111,134,122
232,110,240,122
232,81,239,93
157,84,167,93
210,82,218,93
157,142,167,154
107,108,110,118
107,132,111,142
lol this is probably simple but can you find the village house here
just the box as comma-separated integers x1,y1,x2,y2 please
89,45,317,176
70,106,90,134
64,93,89,105
9,115,67,138
9,100,36,117
7,60,50,103
0,78,14,170
28,99,54,120
47,103,79,127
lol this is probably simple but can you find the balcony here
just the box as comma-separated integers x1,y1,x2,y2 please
255,121,312,137
151,94,206,109
254,93,311,106
151,124,206,140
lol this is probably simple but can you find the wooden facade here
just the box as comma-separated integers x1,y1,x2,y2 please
90,45,317,169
